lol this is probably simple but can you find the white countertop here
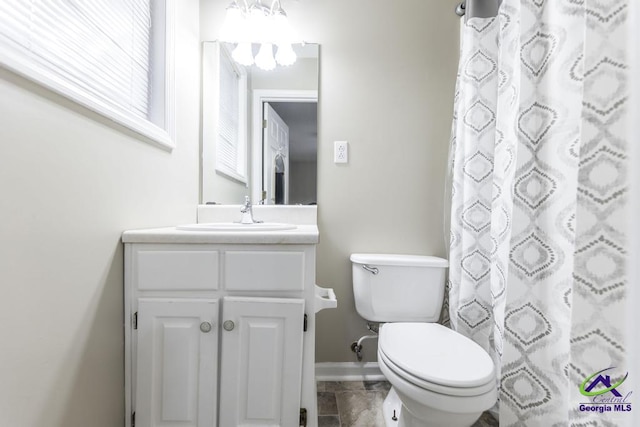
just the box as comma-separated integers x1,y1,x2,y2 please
122,224,319,244
122,205,319,244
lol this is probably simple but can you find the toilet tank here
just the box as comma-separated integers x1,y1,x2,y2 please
350,254,448,322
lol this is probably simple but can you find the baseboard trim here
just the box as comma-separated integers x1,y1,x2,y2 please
315,362,385,381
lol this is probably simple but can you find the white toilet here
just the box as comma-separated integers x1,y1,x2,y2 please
351,254,497,427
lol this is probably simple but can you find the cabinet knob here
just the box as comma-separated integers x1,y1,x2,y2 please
200,322,212,333
223,320,235,331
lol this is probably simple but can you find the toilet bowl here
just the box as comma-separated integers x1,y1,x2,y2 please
378,323,496,427
350,254,497,427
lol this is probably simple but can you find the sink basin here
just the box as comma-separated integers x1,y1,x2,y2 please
176,222,297,232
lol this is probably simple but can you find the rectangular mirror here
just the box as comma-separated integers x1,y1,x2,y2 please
201,41,319,205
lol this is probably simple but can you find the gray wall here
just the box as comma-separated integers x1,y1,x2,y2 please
0,2,201,426
201,0,460,362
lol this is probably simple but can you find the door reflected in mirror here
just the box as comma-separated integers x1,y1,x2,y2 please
201,41,318,205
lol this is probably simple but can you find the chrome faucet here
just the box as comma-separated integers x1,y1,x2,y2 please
239,196,261,224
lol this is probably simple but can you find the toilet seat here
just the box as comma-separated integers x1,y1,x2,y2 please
379,349,495,397
379,347,498,417
379,323,495,396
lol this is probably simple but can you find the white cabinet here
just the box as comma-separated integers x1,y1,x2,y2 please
219,297,304,427
135,299,219,427
124,243,321,427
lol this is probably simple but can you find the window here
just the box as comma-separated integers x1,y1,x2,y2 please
0,0,175,149
215,44,247,182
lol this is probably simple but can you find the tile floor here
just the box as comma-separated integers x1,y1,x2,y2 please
317,381,498,427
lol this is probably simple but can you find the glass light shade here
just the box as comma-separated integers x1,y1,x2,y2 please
220,5,243,42
232,42,254,66
255,43,276,70
275,43,296,66
271,12,295,44
262,14,279,44
248,6,268,43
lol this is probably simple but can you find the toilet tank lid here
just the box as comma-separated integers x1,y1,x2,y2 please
350,254,449,268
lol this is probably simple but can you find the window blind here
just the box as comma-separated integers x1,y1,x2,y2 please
216,49,243,178
0,0,153,121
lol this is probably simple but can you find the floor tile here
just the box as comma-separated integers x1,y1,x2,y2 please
324,381,365,391
335,390,386,427
319,380,499,426
318,415,341,427
363,380,392,394
318,392,339,415
472,411,499,426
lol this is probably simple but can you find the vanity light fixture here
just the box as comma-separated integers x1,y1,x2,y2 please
220,0,300,70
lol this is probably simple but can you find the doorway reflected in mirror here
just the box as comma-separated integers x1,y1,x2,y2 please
264,101,317,205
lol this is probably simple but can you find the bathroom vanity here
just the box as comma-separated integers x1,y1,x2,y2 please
122,206,334,427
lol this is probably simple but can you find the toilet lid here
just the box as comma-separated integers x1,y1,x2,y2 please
379,323,495,388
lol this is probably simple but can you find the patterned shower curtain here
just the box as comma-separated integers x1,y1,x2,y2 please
447,0,629,425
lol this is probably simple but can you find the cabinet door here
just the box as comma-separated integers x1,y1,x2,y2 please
219,297,305,427
136,298,218,427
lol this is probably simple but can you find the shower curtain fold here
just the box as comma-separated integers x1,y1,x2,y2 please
447,0,630,425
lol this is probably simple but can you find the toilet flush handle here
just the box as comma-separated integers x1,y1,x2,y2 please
362,265,379,275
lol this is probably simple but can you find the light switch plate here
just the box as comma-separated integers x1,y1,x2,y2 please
334,141,348,163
